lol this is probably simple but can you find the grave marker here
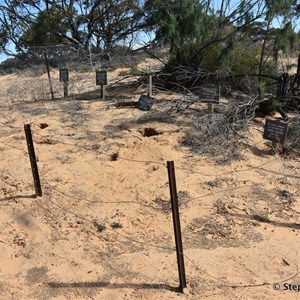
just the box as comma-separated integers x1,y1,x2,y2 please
59,68,69,97
263,119,288,144
96,70,108,86
59,68,69,82
96,70,107,100
198,84,220,104
136,95,154,111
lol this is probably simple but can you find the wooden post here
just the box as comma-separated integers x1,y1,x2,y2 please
208,103,214,112
148,75,153,97
59,69,69,98
101,85,105,100
44,53,54,100
271,141,278,152
63,81,68,98
24,124,42,197
96,70,107,100
167,161,187,293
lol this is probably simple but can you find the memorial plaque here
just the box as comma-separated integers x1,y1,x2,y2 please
263,119,288,144
198,84,220,103
96,70,107,85
136,95,154,111
59,68,69,82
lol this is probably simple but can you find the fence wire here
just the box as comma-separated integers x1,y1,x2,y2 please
0,114,299,297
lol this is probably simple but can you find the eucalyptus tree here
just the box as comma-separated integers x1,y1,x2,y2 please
0,0,145,57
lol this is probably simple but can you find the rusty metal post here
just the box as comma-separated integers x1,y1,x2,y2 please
24,124,42,197
167,161,186,293
44,53,54,100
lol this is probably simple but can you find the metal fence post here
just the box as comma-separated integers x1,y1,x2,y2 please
24,124,42,197
167,161,187,293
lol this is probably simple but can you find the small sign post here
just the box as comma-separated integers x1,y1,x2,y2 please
136,95,154,111
263,119,288,150
148,75,153,97
198,84,220,111
59,68,69,98
96,70,108,100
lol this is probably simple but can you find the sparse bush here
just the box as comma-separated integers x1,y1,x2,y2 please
162,40,279,94
285,114,300,157
181,95,260,163
18,66,47,78
118,68,131,76
118,64,142,76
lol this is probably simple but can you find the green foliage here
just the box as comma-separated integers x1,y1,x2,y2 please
273,22,299,60
198,42,224,72
0,0,144,56
167,40,206,67
265,0,298,22
145,0,218,65
0,28,8,50
1,0,299,91
21,8,69,46
218,40,277,92
145,0,299,76
218,42,262,75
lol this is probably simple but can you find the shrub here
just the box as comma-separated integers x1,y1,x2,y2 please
163,38,279,94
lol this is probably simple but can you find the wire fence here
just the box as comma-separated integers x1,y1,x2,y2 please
1,121,299,201
1,110,300,297
0,43,166,114
3,165,300,293
0,43,151,72
1,45,300,297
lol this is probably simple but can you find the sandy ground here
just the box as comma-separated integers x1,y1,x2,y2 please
0,62,299,300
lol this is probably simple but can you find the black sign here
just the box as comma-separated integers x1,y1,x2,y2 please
136,95,154,111
263,119,288,144
198,84,220,103
96,70,107,85
59,68,69,82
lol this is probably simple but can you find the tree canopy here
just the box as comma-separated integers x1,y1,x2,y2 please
0,0,145,56
0,0,299,68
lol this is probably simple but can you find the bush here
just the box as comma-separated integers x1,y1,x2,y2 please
118,64,142,76
162,38,279,94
